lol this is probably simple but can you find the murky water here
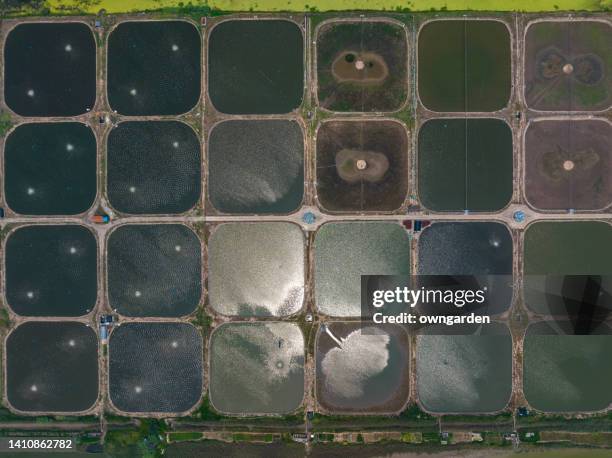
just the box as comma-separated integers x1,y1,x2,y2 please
316,323,409,413
4,122,97,215
418,222,513,315
418,118,513,211
208,223,304,317
4,22,96,116
6,321,98,412
107,121,201,214
207,120,304,214
418,20,511,112
523,321,612,412
107,20,201,115
416,323,512,413
523,221,612,316
5,225,97,317
208,20,304,114
315,222,411,317
209,322,304,414
109,322,202,413
107,224,201,317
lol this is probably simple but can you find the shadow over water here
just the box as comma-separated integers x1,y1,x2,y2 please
108,20,201,115
7,322,98,412
109,323,202,413
5,225,97,317
107,224,201,317
4,22,96,116
4,122,97,215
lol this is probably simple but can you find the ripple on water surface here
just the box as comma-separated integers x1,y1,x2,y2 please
107,121,201,214
7,321,98,412
5,225,97,317
4,22,96,116
4,122,97,215
208,223,304,317
417,222,513,315
109,323,202,413
210,323,304,414
207,120,304,214
108,20,201,115
316,323,410,413
315,222,410,317
416,323,512,413
108,224,201,317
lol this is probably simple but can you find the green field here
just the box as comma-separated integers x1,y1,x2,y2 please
44,0,612,13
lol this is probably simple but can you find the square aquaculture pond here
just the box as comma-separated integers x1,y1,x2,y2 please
524,119,612,211
418,118,513,212
208,20,304,114
109,323,202,413
524,21,612,111
418,20,511,112
4,122,97,215
6,322,98,413
523,321,612,412
316,322,410,414
207,120,304,214
316,20,408,112
107,20,201,115
107,121,201,214
314,222,410,317
417,222,513,315
316,120,408,212
208,223,304,317
107,224,202,317
209,322,304,414
523,221,612,317
4,22,96,116
5,225,97,317
416,323,512,413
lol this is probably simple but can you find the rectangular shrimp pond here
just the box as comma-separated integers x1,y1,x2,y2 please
1,12,612,421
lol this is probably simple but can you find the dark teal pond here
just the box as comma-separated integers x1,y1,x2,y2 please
107,121,201,214
5,225,97,317
4,122,97,215
107,20,201,115
207,120,304,214
418,118,513,212
109,323,202,413
418,20,511,112
4,22,96,116
7,322,98,412
208,20,304,114
107,224,201,317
